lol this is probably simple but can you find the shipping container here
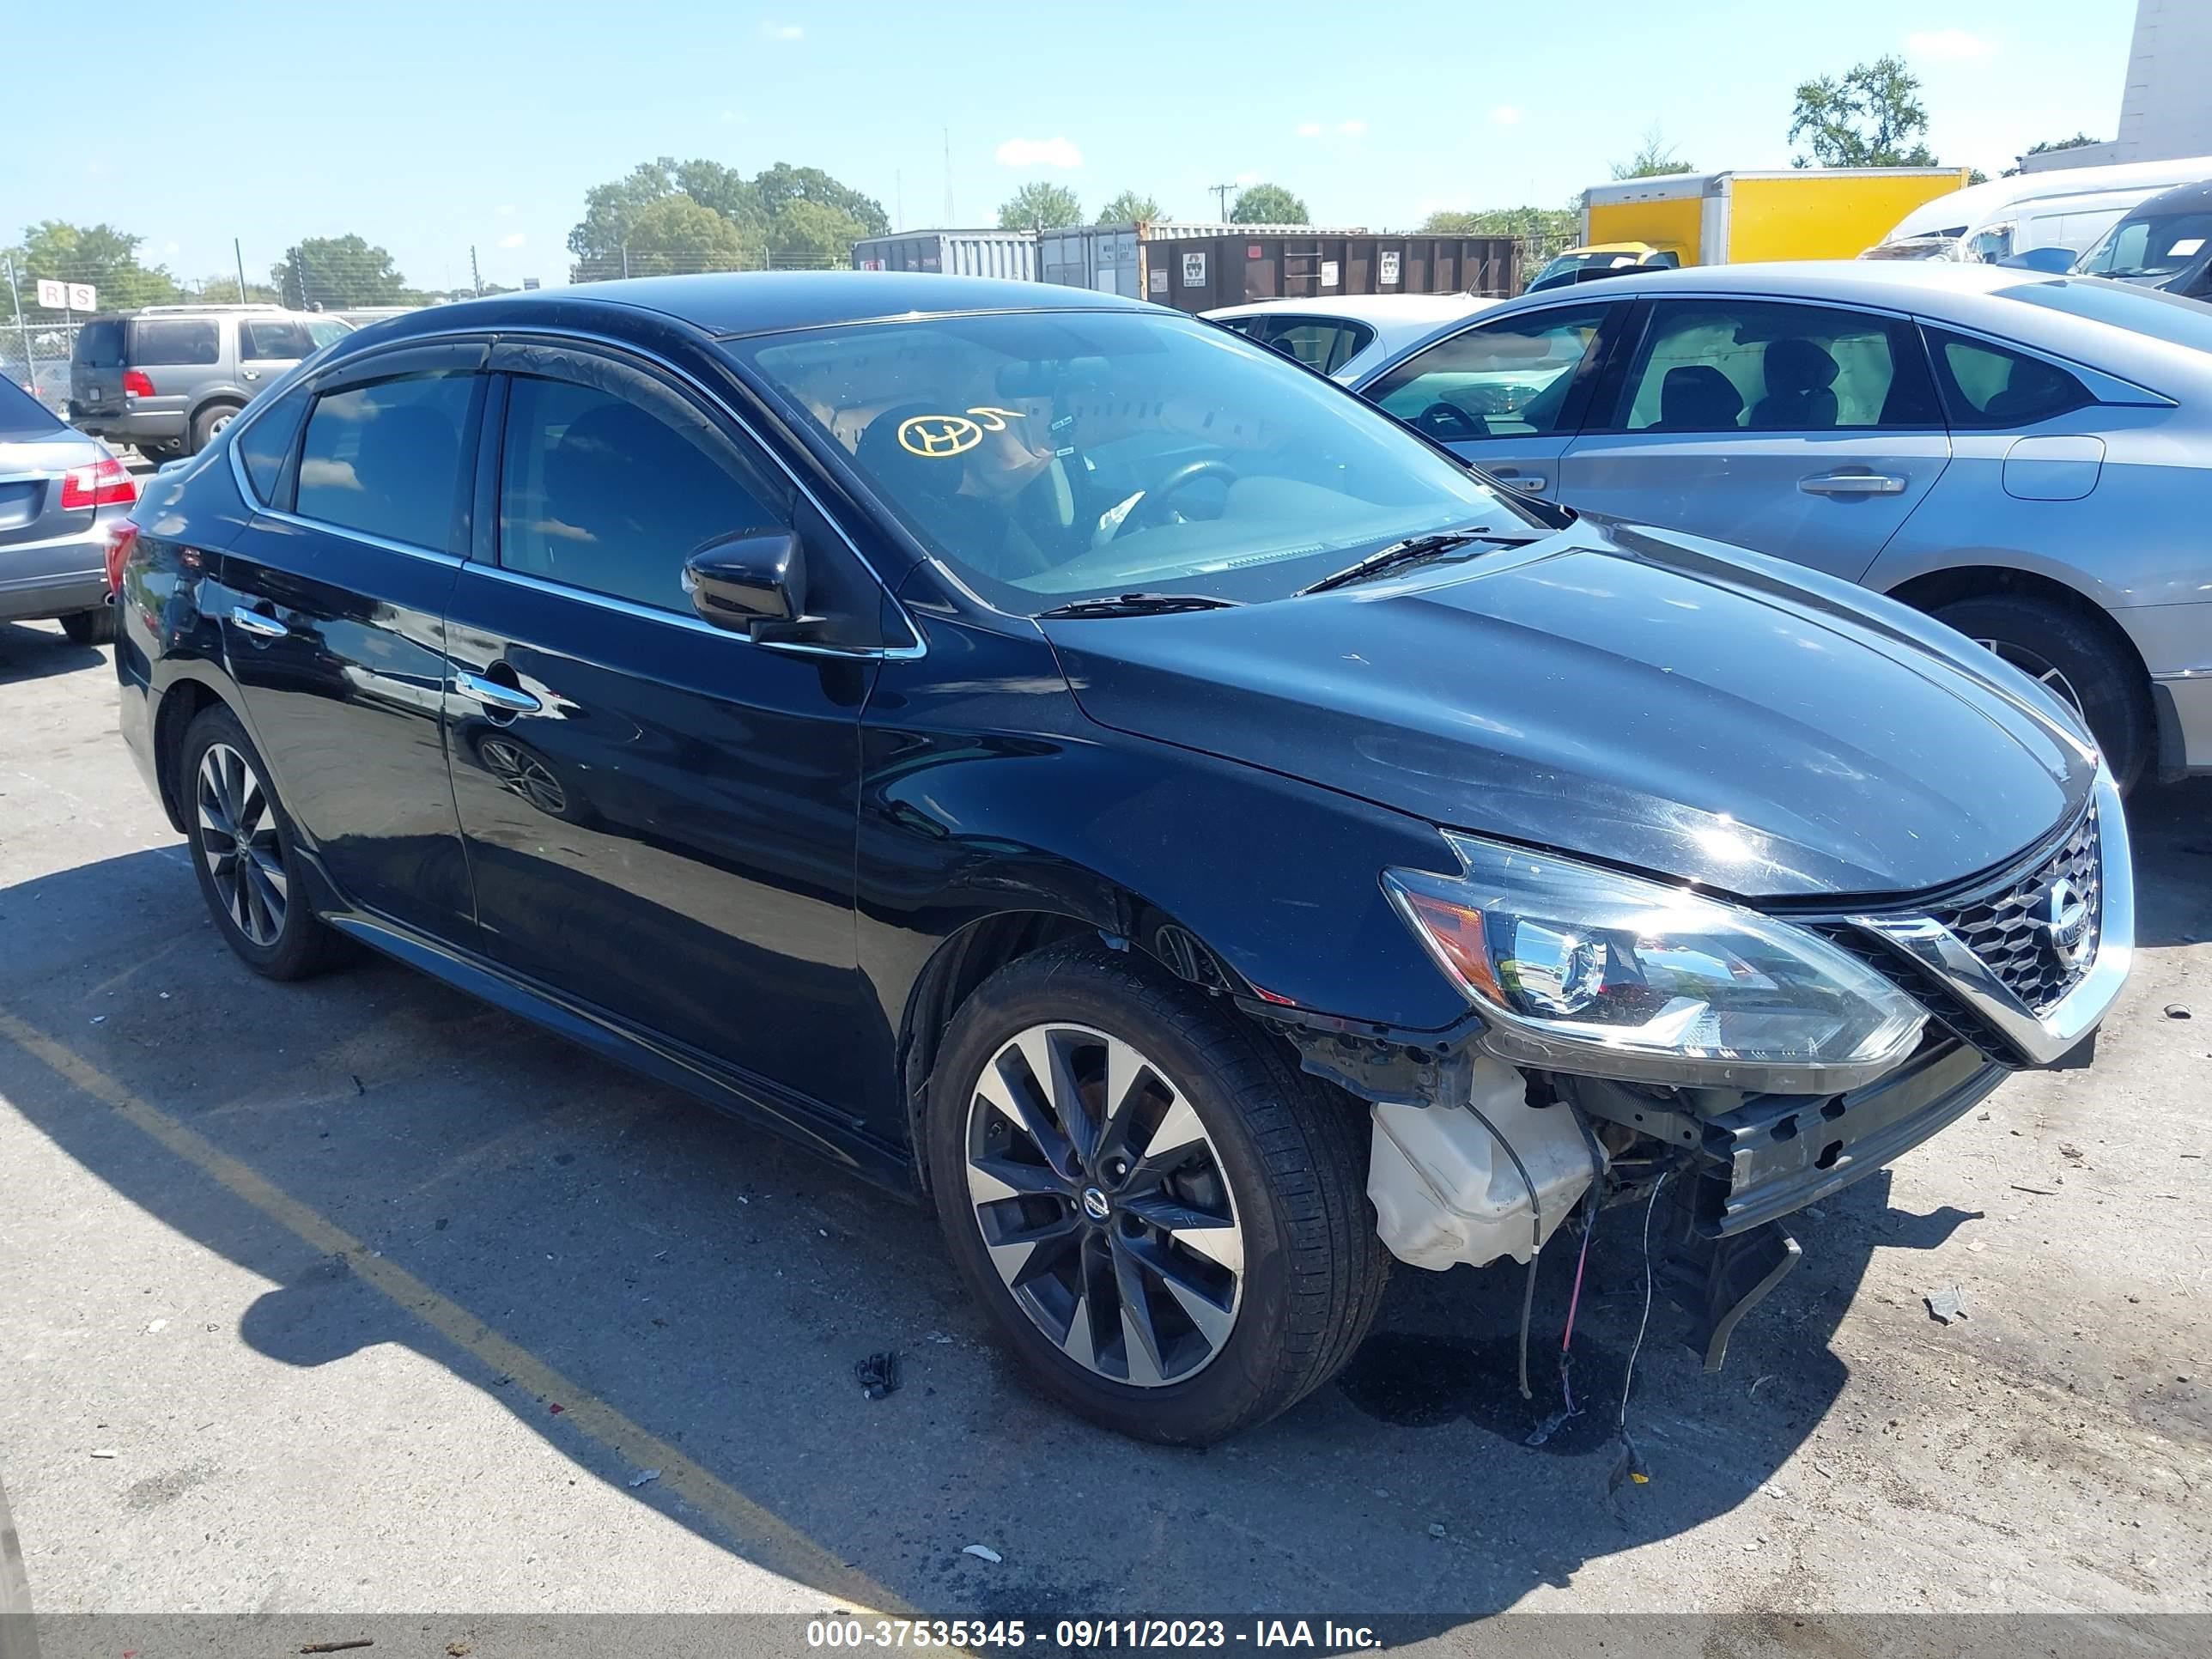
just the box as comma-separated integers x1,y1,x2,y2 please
1037,222,1376,301
849,228,1036,280
1142,232,1519,313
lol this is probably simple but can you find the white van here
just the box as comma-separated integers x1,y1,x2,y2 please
1863,154,2212,263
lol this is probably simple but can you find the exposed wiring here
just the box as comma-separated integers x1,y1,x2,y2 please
1462,1093,1547,1402
1609,1168,1673,1492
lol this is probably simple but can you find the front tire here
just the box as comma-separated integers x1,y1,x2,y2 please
1932,594,2152,791
180,705,348,980
927,942,1389,1444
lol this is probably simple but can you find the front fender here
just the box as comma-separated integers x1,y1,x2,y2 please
854,617,1471,1050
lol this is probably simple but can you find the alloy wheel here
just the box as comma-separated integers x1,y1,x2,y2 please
479,736,568,816
1974,636,2084,714
963,1023,1244,1387
196,743,288,947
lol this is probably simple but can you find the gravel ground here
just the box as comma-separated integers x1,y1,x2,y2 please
1,617,2208,1638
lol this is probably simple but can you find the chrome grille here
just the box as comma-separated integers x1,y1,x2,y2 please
1925,806,2101,1016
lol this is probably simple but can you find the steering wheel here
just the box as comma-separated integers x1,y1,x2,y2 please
1413,401,1488,441
1109,459,1239,541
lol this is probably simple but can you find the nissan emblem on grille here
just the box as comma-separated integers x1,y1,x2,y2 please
1929,806,2102,1016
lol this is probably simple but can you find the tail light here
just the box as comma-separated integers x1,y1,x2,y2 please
123,368,156,398
105,520,140,594
61,455,139,511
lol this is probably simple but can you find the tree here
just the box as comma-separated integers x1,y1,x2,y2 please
617,196,754,276
1610,125,1694,179
194,272,282,305
1230,183,1309,225
754,163,889,239
568,156,682,270
674,159,768,242
2005,133,2101,177
9,221,180,310
999,182,1083,230
272,234,415,309
1097,190,1163,225
1789,55,1936,167
772,199,869,267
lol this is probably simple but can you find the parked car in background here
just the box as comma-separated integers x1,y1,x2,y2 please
1525,242,1681,292
1352,261,2212,789
113,272,2130,1443
1204,293,1495,381
70,304,349,459
0,372,135,643
2069,181,2212,297
1875,155,2212,265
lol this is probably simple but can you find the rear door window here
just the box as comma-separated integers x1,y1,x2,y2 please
1364,303,1618,441
131,319,219,366
73,320,125,367
239,319,319,361
1923,329,2094,428
1607,299,1940,433
1261,319,1374,374
235,381,314,507
295,373,477,551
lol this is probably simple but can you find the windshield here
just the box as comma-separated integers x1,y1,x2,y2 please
2073,208,2212,280
1532,251,1644,284
732,309,1544,613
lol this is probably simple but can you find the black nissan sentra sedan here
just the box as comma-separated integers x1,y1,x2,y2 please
111,274,2131,1444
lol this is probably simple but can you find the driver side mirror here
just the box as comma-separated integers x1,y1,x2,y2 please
684,531,811,639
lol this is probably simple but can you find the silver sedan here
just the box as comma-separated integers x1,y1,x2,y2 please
1352,260,2212,788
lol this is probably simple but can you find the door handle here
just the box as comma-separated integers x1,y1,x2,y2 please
1799,471,1906,496
241,369,261,382
229,605,290,640
1490,469,1549,493
453,670,543,715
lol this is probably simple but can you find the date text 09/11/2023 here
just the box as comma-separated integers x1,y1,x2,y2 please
805,1618,1384,1650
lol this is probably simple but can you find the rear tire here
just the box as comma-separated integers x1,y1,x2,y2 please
189,402,241,454
58,607,115,645
927,941,1389,1444
179,705,349,981
1932,594,2151,792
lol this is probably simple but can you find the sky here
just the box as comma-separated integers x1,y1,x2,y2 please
0,0,2139,295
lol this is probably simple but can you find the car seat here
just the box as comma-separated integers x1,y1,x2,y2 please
1650,365,1744,431
1747,338,1840,429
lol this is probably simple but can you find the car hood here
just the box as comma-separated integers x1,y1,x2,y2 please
1042,518,2095,900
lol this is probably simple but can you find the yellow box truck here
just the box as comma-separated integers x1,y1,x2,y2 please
1530,168,1972,289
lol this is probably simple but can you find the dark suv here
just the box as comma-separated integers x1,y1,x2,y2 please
70,304,350,459
112,274,2130,1444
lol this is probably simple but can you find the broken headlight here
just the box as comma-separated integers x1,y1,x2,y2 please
1384,833,1927,1091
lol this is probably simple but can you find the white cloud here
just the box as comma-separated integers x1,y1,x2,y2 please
1489,105,1522,126
494,204,517,217
1907,26,1995,59
162,240,179,254
1233,171,1261,187
759,20,803,40
994,135,1083,169
1295,120,1323,138
1337,118,1366,137
499,232,526,250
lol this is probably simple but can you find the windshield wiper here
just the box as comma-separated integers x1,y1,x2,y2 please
1298,528,1532,596
1036,592,1243,619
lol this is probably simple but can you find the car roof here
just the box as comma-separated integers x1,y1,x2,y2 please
2125,179,2212,215
420,270,1151,338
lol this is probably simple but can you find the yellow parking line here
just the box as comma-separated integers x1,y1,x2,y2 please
0,1005,899,1615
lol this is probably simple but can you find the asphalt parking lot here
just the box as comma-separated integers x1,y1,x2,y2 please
2,617,2209,1637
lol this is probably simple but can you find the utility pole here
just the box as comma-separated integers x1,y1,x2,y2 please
620,241,630,280
470,246,482,297
1208,182,1237,219
234,238,249,302
4,255,35,396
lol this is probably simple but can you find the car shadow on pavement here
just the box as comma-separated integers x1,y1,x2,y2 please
0,794,2200,1621
0,622,104,686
